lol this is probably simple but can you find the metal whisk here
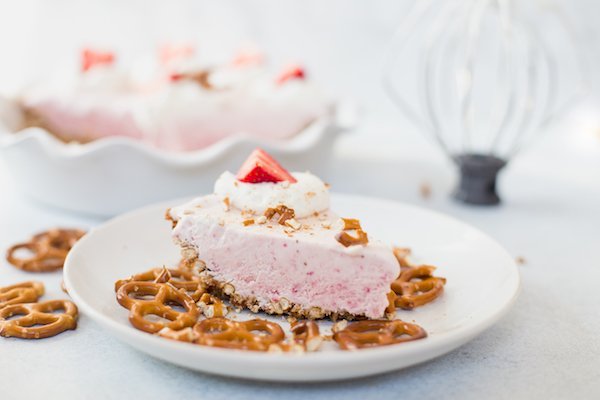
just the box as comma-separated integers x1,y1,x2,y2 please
383,0,586,205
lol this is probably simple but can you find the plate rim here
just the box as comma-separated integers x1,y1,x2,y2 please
63,193,520,377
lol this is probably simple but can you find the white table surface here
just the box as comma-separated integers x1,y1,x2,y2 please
1,108,599,399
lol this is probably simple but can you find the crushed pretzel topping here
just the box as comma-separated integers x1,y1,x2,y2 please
264,205,296,225
256,216,267,224
284,218,301,231
341,218,361,230
321,221,332,229
223,197,231,211
176,70,213,89
243,219,255,226
335,229,369,247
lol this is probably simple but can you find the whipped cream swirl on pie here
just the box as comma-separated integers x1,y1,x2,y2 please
214,171,329,218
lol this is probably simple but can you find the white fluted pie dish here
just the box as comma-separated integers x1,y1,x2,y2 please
0,97,354,217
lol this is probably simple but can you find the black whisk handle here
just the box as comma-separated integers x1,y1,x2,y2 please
452,154,506,205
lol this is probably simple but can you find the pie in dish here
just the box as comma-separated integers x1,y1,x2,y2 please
17,47,331,151
167,149,400,319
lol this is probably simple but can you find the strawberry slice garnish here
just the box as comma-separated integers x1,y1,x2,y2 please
81,49,114,72
169,72,184,82
236,149,297,184
276,64,305,85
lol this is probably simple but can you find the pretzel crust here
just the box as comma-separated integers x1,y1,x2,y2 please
6,229,85,272
333,319,427,350
0,299,78,339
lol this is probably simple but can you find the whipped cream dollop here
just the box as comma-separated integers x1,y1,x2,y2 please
214,171,329,218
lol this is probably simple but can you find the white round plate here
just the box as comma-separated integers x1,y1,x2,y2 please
63,194,519,382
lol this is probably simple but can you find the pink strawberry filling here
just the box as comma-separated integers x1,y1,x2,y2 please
169,194,399,319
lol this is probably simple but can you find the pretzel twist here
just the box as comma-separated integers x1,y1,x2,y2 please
391,265,446,310
333,319,427,350
194,317,285,351
0,299,78,339
6,229,85,272
114,267,205,301
116,281,199,333
0,281,45,308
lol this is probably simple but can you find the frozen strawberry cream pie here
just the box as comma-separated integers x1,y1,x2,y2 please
18,48,331,151
167,149,399,319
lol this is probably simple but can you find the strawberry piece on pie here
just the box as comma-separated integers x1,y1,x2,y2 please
276,64,305,85
236,148,297,184
81,49,115,72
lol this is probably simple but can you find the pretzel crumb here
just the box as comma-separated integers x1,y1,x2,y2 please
243,219,255,226
335,230,369,247
284,218,301,231
332,320,348,333
222,283,235,295
419,182,432,199
341,218,361,230
264,205,296,225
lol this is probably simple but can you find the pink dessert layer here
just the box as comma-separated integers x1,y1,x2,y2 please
25,97,144,142
168,194,399,319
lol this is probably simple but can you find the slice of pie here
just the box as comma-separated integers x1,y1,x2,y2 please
167,149,399,319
